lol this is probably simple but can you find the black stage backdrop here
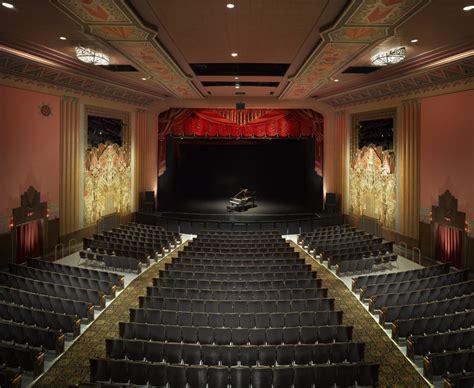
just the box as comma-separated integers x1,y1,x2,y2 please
158,138,323,214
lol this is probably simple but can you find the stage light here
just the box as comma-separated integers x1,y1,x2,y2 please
463,5,474,11
226,3,235,9
231,52,238,57
2,2,14,9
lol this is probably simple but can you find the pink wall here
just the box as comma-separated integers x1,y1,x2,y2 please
0,85,60,222
420,90,474,221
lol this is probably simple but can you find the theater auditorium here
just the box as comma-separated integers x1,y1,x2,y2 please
0,1,473,387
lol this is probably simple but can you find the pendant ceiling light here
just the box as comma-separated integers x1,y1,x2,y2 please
75,46,110,66
371,47,406,66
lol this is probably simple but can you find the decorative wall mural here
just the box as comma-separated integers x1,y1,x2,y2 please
350,145,396,228
84,142,130,226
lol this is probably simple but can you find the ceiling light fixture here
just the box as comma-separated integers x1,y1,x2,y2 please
333,79,339,82
235,83,240,89
410,39,418,43
231,52,238,57
226,3,235,8
141,77,147,81
1,2,14,9
371,47,406,66
59,36,67,40
75,46,110,65
234,76,239,80
463,5,474,11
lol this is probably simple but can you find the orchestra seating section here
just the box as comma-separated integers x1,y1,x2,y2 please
297,225,395,274
81,223,181,274
307,227,474,385
90,229,379,387
352,264,474,383
0,240,128,387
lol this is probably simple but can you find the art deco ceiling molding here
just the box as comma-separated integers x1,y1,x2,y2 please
50,0,201,99
0,50,155,106
319,55,474,107
281,0,430,100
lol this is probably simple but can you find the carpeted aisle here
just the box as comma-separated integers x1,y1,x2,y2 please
33,245,185,388
289,242,430,388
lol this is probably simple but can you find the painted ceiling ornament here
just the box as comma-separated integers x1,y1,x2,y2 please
39,102,53,118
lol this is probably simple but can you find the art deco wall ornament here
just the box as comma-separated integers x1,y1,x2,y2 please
349,145,396,228
38,103,53,118
371,47,406,66
84,142,131,226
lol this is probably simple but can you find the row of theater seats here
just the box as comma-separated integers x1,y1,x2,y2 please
130,309,342,327
348,241,474,384
90,359,380,388
86,228,378,387
119,322,354,345
0,244,126,386
146,286,328,301
105,339,364,365
335,254,398,276
299,225,395,268
81,223,181,272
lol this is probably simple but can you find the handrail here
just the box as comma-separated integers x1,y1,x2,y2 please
399,242,408,259
68,239,77,255
412,247,422,265
54,243,64,261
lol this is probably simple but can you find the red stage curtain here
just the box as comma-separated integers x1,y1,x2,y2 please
16,220,42,264
159,108,325,176
436,224,462,268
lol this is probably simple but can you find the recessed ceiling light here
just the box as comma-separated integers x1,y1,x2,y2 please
1,2,14,9
231,52,238,57
463,5,474,11
59,36,67,40
226,3,235,9
235,83,240,89
141,77,147,81
234,76,239,80
333,79,339,82
410,39,418,43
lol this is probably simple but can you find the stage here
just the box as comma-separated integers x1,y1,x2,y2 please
167,197,315,215
136,209,343,234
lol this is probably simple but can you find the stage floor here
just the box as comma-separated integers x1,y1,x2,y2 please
163,197,317,216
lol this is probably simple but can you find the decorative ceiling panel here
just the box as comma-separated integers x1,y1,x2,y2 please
51,0,201,99
0,51,155,106
319,57,474,107
281,0,429,99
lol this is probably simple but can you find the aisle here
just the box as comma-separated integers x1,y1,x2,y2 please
289,242,430,388
33,242,188,388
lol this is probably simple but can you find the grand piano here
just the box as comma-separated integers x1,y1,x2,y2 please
227,189,257,212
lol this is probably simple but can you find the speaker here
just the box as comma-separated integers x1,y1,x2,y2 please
325,193,338,214
236,102,246,110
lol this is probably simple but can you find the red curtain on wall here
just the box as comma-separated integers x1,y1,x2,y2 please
436,224,462,268
16,220,42,264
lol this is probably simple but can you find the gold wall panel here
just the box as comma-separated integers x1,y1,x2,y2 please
350,145,396,228
84,143,131,226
